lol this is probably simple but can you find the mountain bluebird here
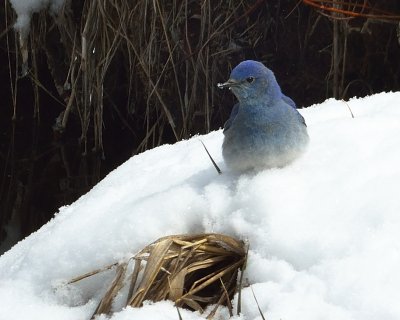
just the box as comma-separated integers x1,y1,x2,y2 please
218,60,309,171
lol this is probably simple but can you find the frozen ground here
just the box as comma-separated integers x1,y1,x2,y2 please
1,92,400,320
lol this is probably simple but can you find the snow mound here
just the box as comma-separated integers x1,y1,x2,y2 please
1,92,400,320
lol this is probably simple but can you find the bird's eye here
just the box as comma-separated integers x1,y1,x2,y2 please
246,76,255,83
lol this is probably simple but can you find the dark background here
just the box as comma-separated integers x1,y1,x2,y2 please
1,0,400,254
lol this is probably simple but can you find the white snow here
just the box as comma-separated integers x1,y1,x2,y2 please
1,92,400,320
10,0,65,36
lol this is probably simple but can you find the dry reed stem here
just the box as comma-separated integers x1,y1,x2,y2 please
67,262,118,284
128,238,174,307
92,262,128,316
250,285,266,320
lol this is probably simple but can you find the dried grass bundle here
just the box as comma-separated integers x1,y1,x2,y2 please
68,233,247,319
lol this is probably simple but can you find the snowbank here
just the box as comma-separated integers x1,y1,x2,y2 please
1,92,400,320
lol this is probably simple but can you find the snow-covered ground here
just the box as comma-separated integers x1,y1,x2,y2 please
1,92,400,320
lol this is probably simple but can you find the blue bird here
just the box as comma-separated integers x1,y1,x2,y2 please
218,60,309,171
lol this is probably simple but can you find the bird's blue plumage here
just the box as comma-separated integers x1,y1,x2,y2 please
219,60,309,171
282,94,296,109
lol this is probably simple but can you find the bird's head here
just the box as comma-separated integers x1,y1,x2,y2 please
218,60,281,105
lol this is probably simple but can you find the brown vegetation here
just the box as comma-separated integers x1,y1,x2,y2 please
67,233,247,319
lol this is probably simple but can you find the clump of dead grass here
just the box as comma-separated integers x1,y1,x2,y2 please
67,233,247,319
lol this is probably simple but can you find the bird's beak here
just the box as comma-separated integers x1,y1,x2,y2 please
217,79,239,89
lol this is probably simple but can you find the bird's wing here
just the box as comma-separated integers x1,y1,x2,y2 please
281,95,307,127
223,103,239,132
298,112,307,127
282,94,296,109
